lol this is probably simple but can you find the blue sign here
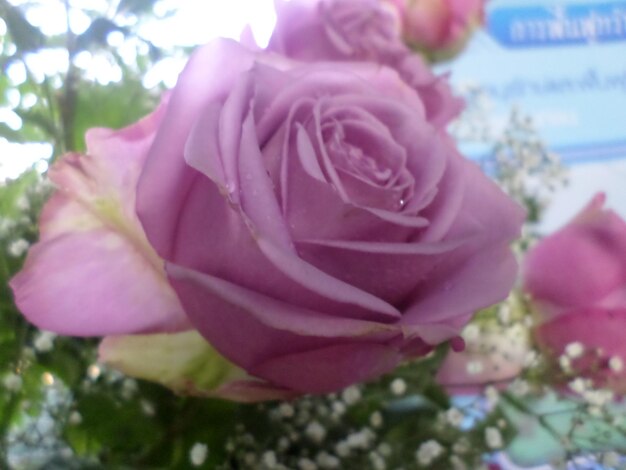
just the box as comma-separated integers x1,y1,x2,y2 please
489,2,626,48
441,0,626,164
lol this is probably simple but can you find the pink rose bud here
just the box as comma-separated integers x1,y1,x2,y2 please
268,0,464,127
388,0,485,60
12,39,524,397
524,194,626,392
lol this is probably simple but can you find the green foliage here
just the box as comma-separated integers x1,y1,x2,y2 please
71,79,157,153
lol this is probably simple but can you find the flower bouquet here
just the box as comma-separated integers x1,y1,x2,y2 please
1,0,625,468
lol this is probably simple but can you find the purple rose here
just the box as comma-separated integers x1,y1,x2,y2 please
524,194,626,392
13,39,523,396
268,0,464,128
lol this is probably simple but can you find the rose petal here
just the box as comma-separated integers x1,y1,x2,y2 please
297,237,463,303
137,39,256,258
11,229,186,335
401,243,518,329
251,342,402,394
167,263,401,377
524,193,626,312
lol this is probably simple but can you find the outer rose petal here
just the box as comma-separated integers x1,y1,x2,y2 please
11,108,188,336
99,331,295,402
11,228,185,335
167,263,402,391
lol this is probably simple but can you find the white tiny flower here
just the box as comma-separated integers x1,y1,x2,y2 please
298,457,317,470
243,453,257,466
568,378,587,395
316,451,340,469
609,356,624,373
416,440,444,466
565,342,584,359
369,411,383,428
278,402,295,418
377,443,392,457
68,411,82,425
445,408,464,427
342,385,362,405
466,360,483,375
369,451,386,470
583,389,614,407
509,379,529,396
335,441,351,458
140,399,155,416
498,304,511,324
3,373,22,392
461,324,480,342
87,364,101,380
305,421,327,444
189,443,208,467
262,450,277,468
485,427,503,449
449,455,467,470
602,451,620,468
331,400,346,417
346,429,374,450
34,331,56,352
121,378,138,400
484,386,500,408
452,438,470,455
559,355,572,372
523,350,538,368
390,378,407,396
8,238,29,257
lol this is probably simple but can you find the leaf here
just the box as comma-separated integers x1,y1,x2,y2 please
71,80,157,153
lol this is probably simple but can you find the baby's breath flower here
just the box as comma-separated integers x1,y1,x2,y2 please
416,440,444,466
389,378,407,396
485,427,503,449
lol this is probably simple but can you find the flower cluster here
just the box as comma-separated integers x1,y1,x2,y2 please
9,0,522,399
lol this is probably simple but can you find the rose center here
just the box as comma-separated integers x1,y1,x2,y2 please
326,123,394,185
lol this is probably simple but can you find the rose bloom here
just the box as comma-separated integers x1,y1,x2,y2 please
387,0,485,58
268,0,463,128
524,194,626,392
12,39,523,398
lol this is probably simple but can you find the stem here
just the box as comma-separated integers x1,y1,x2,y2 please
60,0,78,153
501,391,566,444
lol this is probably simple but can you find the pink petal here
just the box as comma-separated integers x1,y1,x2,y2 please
251,342,402,394
11,229,186,335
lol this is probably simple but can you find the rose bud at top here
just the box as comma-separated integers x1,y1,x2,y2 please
387,0,486,61
12,38,523,397
268,0,464,128
524,194,626,393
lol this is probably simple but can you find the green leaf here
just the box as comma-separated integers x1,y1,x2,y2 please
71,80,157,153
